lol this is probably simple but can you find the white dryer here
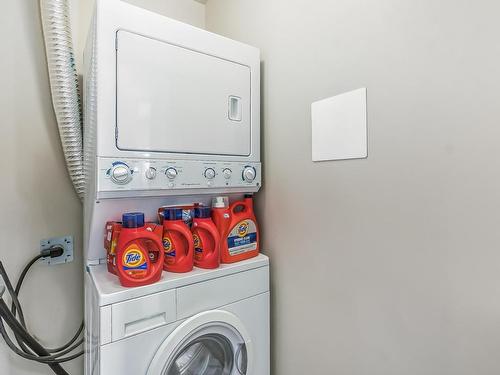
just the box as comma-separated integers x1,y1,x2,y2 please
85,254,269,375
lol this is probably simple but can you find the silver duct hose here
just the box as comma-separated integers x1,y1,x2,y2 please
40,0,85,200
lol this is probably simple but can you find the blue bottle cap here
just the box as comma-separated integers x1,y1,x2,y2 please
122,212,145,228
194,206,211,218
163,208,183,221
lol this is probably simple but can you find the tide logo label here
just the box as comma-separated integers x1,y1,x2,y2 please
163,236,172,251
123,248,145,268
193,233,202,260
193,234,201,249
163,236,176,257
237,221,249,237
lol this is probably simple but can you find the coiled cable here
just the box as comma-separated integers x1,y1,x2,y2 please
0,254,84,374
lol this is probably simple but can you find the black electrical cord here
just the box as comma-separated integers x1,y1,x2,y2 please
0,265,84,365
0,262,26,327
0,253,84,374
1,254,80,357
46,322,84,353
0,300,69,375
10,252,84,354
0,261,32,354
11,254,43,318
0,312,83,364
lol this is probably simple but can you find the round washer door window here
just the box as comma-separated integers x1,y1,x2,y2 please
147,310,253,375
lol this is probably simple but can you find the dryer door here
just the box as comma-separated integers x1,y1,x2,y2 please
116,30,252,157
147,310,253,375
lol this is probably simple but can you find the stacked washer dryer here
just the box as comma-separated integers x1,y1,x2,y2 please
83,1,269,374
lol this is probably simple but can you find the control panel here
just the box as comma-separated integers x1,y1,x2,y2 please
98,158,261,194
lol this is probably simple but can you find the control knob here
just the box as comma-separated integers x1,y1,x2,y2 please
110,162,132,185
204,168,216,180
165,167,178,180
242,166,256,183
145,167,157,180
223,168,232,179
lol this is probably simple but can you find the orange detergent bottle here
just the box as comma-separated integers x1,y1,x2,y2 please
104,221,121,275
212,195,260,264
192,207,220,269
162,208,194,273
105,222,163,275
115,213,164,287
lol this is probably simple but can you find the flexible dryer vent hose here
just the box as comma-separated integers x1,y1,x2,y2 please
40,0,85,200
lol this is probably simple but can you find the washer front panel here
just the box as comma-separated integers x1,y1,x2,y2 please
147,311,253,375
97,293,270,375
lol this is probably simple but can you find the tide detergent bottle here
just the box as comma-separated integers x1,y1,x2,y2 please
212,195,260,264
115,213,164,287
192,206,220,269
162,208,194,273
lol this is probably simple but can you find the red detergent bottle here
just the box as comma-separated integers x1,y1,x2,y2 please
192,206,220,269
115,213,164,287
162,208,194,273
212,195,260,264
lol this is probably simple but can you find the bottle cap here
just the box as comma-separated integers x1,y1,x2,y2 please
163,208,183,221
194,207,211,218
122,212,145,228
212,196,229,208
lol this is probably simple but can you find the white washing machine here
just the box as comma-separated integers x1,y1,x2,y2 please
85,254,269,375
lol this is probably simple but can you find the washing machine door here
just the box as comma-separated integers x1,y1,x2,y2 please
147,310,254,375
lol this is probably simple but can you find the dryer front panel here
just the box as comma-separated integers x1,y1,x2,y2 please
116,30,252,157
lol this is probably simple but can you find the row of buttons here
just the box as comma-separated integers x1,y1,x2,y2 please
108,162,256,185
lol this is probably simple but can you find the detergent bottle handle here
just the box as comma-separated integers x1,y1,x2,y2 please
169,222,194,262
230,201,248,217
196,220,220,259
140,230,164,280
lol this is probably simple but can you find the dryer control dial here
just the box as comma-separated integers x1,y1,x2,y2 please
110,163,132,185
242,166,256,183
223,168,232,179
165,167,178,180
145,167,157,180
204,168,216,180
107,161,132,185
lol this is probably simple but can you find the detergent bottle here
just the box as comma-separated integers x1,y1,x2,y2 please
192,206,220,269
104,221,121,275
115,213,164,287
162,208,194,273
212,195,260,264
105,221,163,275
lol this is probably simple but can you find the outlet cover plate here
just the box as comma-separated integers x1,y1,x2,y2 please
40,236,74,266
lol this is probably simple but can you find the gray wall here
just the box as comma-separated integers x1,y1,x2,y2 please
0,1,204,374
206,1,500,374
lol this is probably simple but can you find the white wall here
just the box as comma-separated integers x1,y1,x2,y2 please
70,0,206,71
206,1,500,374
123,0,205,29
0,1,204,375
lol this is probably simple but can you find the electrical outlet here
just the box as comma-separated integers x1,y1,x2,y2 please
40,236,74,266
